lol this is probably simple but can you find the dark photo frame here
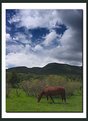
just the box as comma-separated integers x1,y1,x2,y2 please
0,0,87,120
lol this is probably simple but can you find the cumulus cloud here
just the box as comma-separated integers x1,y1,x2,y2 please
6,50,58,68
49,28,82,66
34,44,43,52
6,44,24,54
6,33,12,41
8,14,20,24
8,9,62,29
12,32,32,44
6,9,83,68
43,30,58,46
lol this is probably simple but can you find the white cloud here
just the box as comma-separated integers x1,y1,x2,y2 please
6,33,11,41
9,15,20,24
49,28,82,66
6,9,83,68
43,30,58,46
6,50,58,68
34,44,43,51
6,33,17,44
6,44,24,53
9,10,62,29
13,32,32,45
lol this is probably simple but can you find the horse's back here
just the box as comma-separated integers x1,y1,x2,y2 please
43,86,65,95
44,86,65,90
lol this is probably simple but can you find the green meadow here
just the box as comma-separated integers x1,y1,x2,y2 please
6,89,82,112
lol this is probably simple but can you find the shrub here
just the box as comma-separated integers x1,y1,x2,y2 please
19,75,82,97
21,80,46,97
65,81,82,97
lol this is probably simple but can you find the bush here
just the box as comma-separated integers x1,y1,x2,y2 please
45,75,82,97
21,80,46,97
64,81,82,97
17,75,82,97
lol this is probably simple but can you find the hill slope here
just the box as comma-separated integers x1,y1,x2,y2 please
7,63,82,76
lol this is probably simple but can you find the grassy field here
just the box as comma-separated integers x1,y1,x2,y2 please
6,89,82,112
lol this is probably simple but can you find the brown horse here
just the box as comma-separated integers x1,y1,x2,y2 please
37,86,66,103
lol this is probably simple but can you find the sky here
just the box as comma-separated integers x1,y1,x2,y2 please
6,9,83,68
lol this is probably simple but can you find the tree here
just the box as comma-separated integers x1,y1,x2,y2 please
9,71,19,87
9,71,20,96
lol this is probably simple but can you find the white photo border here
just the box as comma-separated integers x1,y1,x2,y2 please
2,3,87,118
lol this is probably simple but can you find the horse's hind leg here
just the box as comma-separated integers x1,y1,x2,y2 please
61,93,66,103
49,96,54,103
64,97,66,103
63,94,66,103
62,96,66,103
62,97,63,103
61,96,65,103
46,96,48,101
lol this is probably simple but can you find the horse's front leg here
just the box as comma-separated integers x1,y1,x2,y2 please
49,95,54,103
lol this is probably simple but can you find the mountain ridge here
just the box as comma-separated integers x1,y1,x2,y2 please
7,63,82,75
